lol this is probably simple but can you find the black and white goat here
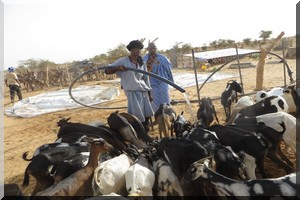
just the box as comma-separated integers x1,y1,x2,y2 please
221,80,243,121
255,87,284,102
186,158,297,197
152,158,184,197
173,111,192,138
226,96,255,125
255,85,300,116
233,95,289,122
234,111,296,154
233,112,296,174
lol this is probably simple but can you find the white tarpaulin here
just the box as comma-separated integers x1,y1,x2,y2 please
5,85,120,118
4,72,237,118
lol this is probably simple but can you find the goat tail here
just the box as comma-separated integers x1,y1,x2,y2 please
22,171,30,187
22,151,33,161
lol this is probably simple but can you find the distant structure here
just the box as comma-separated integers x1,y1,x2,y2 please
184,48,258,66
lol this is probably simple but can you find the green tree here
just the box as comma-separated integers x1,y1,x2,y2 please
243,38,252,45
19,59,39,70
91,53,109,65
226,39,236,46
38,60,57,70
181,43,193,54
201,44,208,51
259,30,272,43
209,40,218,48
107,44,128,63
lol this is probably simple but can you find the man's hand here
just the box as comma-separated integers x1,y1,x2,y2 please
118,65,126,71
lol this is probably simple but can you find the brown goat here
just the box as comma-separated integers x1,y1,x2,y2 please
36,138,113,199
155,103,176,138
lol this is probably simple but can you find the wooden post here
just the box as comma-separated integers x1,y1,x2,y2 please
255,31,285,90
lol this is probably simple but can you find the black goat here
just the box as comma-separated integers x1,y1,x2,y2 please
119,112,153,143
196,97,219,128
220,80,242,121
206,124,270,179
185,127,245,180
156,138,209,196
56,117,126,151
22,143,91,196
108,112,144,149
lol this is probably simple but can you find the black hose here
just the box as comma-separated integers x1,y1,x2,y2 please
69,65,185,109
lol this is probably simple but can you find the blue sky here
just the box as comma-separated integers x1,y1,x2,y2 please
2,0,298,69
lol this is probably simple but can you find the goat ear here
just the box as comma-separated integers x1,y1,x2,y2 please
283,89,290,93
65,117,71,122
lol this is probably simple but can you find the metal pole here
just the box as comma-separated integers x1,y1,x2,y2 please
235,45,244,95
192,49,201,107
282,40,287,86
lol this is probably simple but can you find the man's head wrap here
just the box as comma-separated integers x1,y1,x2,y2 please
126,40,144,51
148,42,157,50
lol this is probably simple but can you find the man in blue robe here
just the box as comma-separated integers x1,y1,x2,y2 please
143,42,174,112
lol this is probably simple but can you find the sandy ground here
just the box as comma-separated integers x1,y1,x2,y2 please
3,58,297,196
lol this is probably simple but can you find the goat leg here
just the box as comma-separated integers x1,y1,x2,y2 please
266,149,294,174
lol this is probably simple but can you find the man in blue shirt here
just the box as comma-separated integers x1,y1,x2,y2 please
143,42,174,112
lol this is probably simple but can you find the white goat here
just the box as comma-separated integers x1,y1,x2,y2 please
92,154,132,196
125,156,155,196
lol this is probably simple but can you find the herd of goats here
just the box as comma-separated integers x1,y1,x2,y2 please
14,80,299,199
